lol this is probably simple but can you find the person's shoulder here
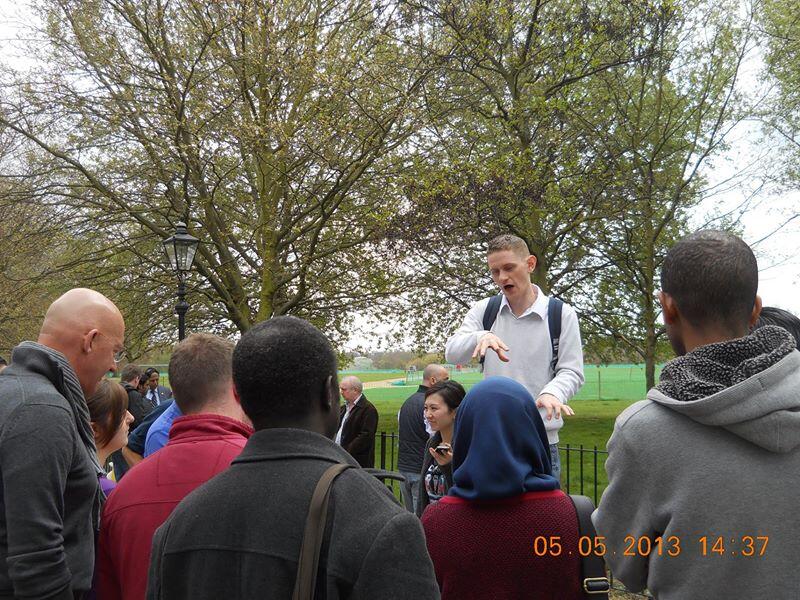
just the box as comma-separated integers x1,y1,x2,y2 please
614,399,674,436
331,467,410,520
0,368,69,407
470,296,494,312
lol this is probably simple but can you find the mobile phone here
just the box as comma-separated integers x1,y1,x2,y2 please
434,444,451,455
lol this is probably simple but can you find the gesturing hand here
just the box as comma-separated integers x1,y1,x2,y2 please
472,333,510,362
535,393,575,420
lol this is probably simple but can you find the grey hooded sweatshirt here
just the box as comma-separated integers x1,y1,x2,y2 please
593,327,800,600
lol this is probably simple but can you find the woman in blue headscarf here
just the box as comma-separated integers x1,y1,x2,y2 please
421,377,583,599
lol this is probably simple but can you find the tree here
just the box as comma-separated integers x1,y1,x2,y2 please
581,0,754,388
0,0,432,347
760,0,800,193
389,0,666,350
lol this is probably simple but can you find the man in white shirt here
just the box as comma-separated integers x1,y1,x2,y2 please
445,234,585,480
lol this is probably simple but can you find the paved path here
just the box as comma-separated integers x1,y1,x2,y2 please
362,377,406,389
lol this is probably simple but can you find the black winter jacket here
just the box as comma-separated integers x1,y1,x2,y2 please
147,428,439,600
398,385,430,473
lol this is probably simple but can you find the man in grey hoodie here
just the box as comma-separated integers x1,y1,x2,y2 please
593,230,800,600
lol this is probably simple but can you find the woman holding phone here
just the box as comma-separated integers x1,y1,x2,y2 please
421,377,583,599
416,380,466,516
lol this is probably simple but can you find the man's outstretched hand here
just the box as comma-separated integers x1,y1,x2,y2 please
472,332,510,362
536,393,575,420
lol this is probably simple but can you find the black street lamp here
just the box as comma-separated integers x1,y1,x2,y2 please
162,222,200,341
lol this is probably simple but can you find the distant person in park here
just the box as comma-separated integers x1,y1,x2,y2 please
753,305,800,347
121,364,156,428
336,375,379,468
146,316,439,600
121,400,174,469
445,234,585,481
416,380,466,517
594,230,800,599
86,379,134,496
97,333,252,600
398,363,449,510
0,288,124,600
144,366,172,405
112,364,154,479
422,377,583,599
137,372,149,395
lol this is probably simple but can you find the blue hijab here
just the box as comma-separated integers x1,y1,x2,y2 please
449,376,560,500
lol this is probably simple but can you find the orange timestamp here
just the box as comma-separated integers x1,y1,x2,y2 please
532,535,769,558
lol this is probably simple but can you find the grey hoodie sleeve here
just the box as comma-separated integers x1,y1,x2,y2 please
592,420,656,593
0,404,76,600
351,511,440,599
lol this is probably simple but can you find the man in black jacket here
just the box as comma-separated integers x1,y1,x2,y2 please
335,375,378,468
113,363,155,480
147,316,438,600
0,288,125,600
398,364,449,511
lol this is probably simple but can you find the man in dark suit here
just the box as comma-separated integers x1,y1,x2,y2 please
335,375,378,468
143,367,172,405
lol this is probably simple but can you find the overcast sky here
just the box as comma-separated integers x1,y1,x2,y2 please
2,1,798,351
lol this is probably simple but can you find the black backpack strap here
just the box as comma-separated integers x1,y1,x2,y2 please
482,294,503,331
293,463,354,600
547,297,564,374
568,495,610,599
479,294,503,366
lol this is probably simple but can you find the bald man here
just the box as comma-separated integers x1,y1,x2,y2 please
398,364,449,511
0,288,125,600
335,375,379,468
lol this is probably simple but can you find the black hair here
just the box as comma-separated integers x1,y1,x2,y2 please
661,230,758,331
753,306,800,348
425,380,466,412
0,357,6,366
144,367,160,377
232,316,337,426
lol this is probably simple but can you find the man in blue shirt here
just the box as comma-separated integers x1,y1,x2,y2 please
144,400,183,456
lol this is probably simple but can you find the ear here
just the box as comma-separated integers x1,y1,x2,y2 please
83,329,99,355
749,295,763,329
659,292,680,325
323,375,338,410
232,383,242,406
90,421,101,442
527,254,537,273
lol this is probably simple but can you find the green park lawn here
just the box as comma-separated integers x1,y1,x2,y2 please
363,367,651,501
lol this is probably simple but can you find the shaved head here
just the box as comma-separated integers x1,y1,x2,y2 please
38,288,125,397
423,364,449,386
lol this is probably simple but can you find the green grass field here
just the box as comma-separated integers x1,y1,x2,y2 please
363,367,650,500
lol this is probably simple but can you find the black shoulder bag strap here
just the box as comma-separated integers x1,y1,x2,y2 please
479,294,503,367
547,297,564,375
292,463,354,600
568,495,610,598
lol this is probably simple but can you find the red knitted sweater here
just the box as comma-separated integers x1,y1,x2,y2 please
421,489,583,600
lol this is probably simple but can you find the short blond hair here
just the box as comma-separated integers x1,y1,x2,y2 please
487,234,530,258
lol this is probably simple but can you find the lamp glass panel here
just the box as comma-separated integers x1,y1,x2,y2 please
163,240,178,271
184,243,197,270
